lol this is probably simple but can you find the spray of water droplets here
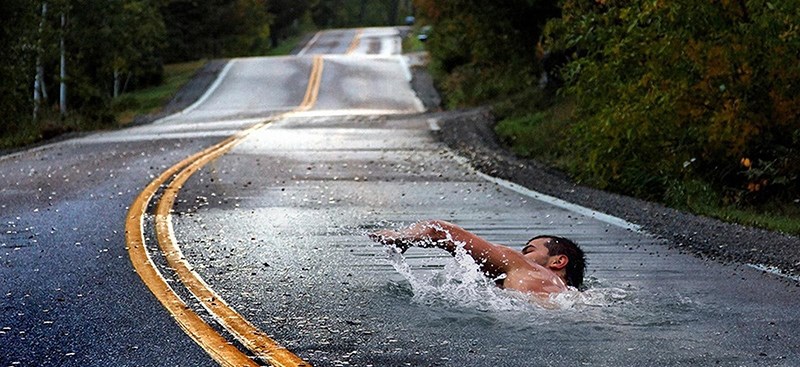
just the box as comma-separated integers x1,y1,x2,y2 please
377,223,637,314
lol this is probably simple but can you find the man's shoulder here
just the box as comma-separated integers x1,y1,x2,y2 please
504,266,566,294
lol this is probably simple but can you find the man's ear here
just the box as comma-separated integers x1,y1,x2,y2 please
549,254,569,270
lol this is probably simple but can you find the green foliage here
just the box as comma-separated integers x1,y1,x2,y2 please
1,0,169,147
268,0,313,47
414,0,560,108
696,203,800,236
113,60,206,124
0,0,36,138
69,0,166,100
402,29,427,53
161,0,272,61
547,0,800,204
265,34,308,56
312,0,414,28
418,1,798,232
494,101,575,167
1,60,205,150
496,113,549,157
664,178,721,212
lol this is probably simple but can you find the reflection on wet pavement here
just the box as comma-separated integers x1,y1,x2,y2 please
172,114,800,366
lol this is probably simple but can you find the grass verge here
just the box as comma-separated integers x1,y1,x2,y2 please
0,60,206,152
266,34,307,56
695,204,800,236
402,28,428,53
113,60,207,125
2,33,313,153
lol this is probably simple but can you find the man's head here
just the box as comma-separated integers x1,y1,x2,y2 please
522,235,586,289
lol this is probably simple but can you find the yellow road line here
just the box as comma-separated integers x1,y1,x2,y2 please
154,120,310,367
346,29,363,54
125,137,259,367
126,56,325,366
299,56,324,111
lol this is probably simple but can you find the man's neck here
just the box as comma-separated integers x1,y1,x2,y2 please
555,269,568,286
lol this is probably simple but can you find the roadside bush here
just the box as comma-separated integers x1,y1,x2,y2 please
495,110,574,165
546,0,800,204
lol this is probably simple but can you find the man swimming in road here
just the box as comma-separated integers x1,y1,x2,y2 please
369,220,586,295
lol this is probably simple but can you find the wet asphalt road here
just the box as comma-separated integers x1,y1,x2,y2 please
0,116,222,366
3,26,800,367
172,117,800,365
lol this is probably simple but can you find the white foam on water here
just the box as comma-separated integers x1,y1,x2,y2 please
386,247,532,312
380,225,635,313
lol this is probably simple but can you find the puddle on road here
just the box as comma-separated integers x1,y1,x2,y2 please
376,232,703,333
165,201,800,367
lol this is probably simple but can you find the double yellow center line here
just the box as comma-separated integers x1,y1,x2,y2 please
125,56,325,366
298,56,324,111
346,29,363,54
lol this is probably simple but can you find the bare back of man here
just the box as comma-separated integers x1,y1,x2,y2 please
369,220,577,295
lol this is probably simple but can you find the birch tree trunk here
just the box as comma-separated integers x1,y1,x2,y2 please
38,65,48,102
33,2,47,120
59,12,67,116
113,68,120,98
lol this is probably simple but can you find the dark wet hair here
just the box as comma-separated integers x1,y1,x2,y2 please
530,235,586,290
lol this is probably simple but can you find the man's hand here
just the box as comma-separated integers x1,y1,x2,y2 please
368,229,411,253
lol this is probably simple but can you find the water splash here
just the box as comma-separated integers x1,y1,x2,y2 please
377,222,638,314
386,247,531,312
547,282,631,309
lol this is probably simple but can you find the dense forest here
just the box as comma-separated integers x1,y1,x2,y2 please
415,0,799,227
0,0,412,146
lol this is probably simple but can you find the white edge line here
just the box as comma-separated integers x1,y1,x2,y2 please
455,146,799,282
443,147,644,233
476,171,643,233
0,138,56,162
398,55,413,82
746,263,800,281
297,32,321,56
155,59,235,124
442,130,797,280
398,55,426,112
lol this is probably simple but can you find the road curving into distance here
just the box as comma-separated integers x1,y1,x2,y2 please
126,55,327,366
3,27,800,367
122,27,424,366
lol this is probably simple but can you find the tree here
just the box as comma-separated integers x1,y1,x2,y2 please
0,0,37,137
33,2,49,120
268,0,314,48
161,0,271,61
107,0,166,97
311,0,412,28
547,0,800,204
414,0,560,107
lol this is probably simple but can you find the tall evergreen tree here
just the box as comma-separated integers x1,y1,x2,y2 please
0,0,37,136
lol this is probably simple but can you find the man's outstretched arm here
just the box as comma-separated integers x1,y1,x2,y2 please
369,220,527,278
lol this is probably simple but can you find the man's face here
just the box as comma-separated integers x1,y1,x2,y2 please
521,238,552,266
